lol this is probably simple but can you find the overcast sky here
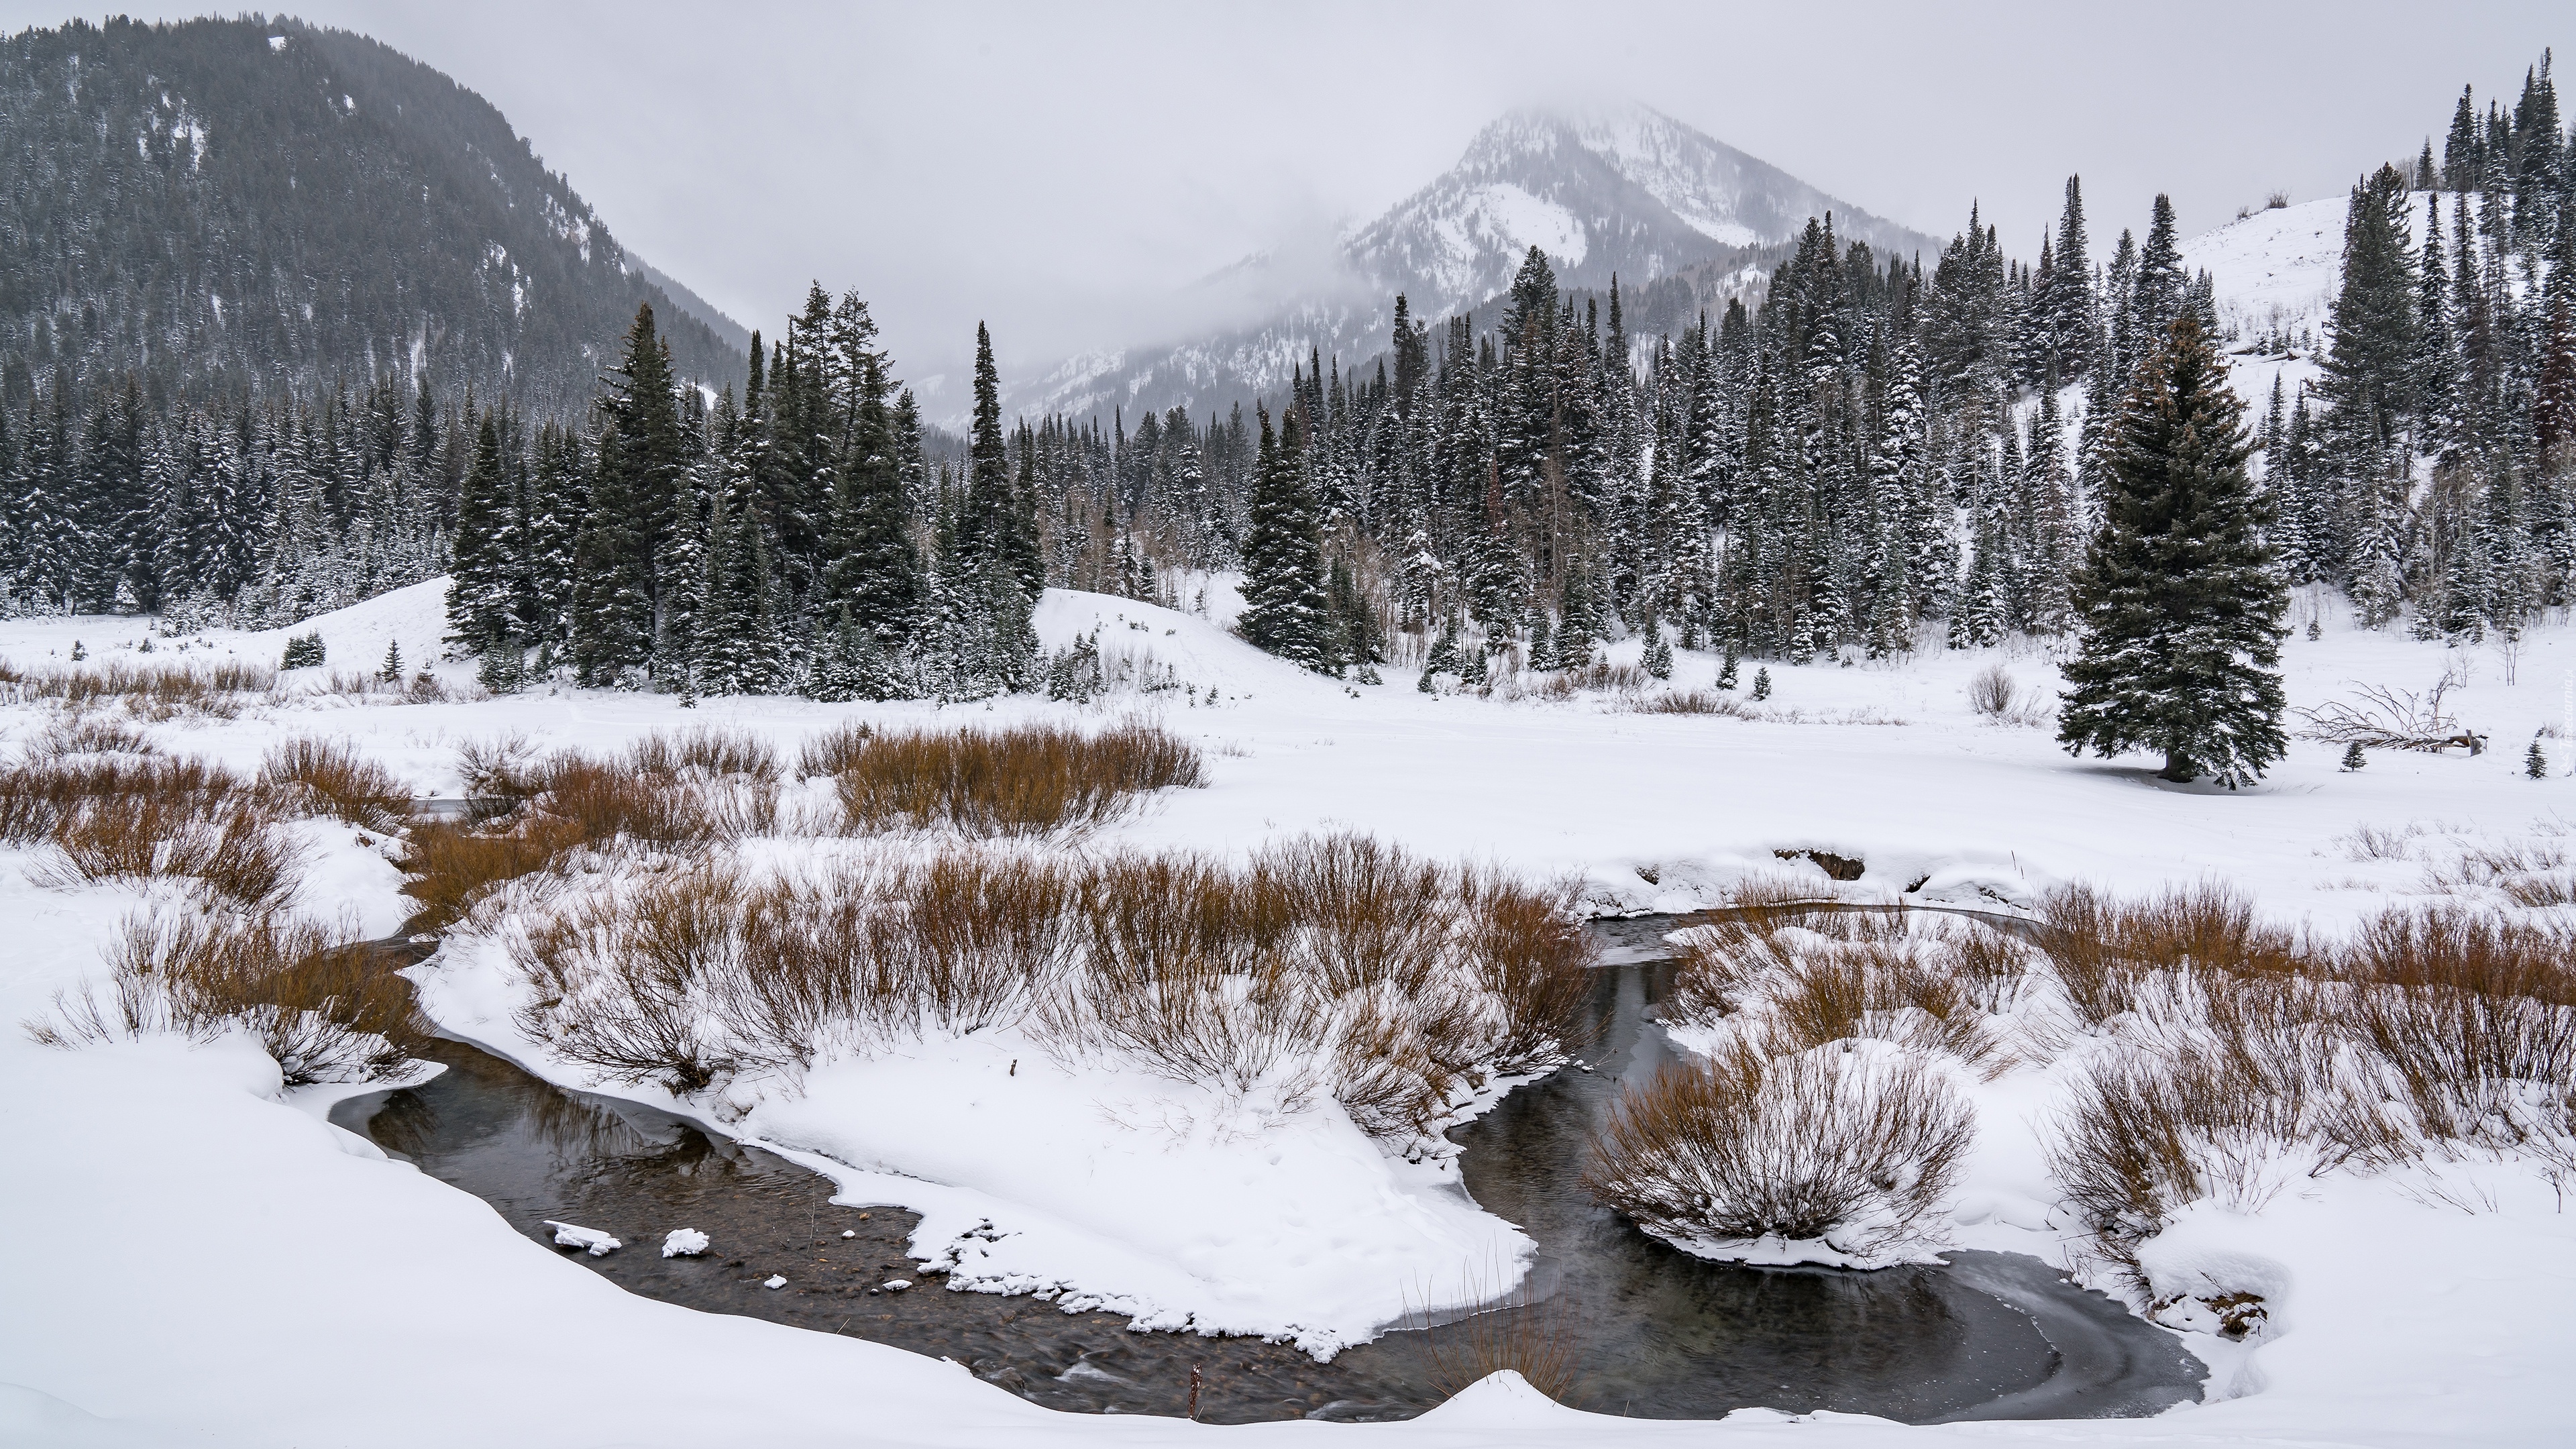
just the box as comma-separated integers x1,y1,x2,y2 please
5,1,2565,381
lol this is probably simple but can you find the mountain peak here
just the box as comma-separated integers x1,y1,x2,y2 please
1345,103,1934,319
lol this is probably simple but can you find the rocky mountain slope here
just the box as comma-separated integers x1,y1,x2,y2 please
0,15,744,413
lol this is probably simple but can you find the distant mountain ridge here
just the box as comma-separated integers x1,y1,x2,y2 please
0,15,745,413
1002,105,1941,425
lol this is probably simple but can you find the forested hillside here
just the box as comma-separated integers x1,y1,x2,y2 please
0,15,743,415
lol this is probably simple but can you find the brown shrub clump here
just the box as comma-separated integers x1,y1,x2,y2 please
32,908,431,1085
1585,1044,1974,1261
1,657,278,718
1666,904,2007,1071
504,835,1594,1140
260,737,411,831
820,720,1204,837
2035,881,2302,1024
41,793,308,908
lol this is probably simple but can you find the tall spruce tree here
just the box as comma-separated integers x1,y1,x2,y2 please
2059,313,2288,786
1237,404,1331,667
445,411,517,655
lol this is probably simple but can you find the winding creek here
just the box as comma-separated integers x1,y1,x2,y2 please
331,913,2204,1425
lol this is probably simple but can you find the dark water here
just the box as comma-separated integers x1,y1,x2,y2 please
333,916,2202,1424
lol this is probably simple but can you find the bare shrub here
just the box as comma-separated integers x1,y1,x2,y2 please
2338,906,2576,1005
398,816,586,930
1668,906,2003,1071
824,720,1205,837
2294,678,2482,752
1585,1044,1974,1262
511,862,747,1091
24,716,157,757
894,853,1083,1034
1627,689,1757,717
40,793,306,908
628,727,780,784
32,909,431,1085
456,733,543,801
260,737,409,830
2035,881,2298,1025
2047,1042,2328,1251
506,835,1588,1140
0,753,242,843
1,658,276,718
1456,867,1600,1071
796,721,875,779
1518,661,1648,700
1967,663,2017,717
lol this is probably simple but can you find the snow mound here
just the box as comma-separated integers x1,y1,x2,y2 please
235,576,455,678
1033,588,1345,702
660,1228,710,1258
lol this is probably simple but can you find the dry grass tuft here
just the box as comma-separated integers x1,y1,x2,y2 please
1413,1261,1582,1405
1585,1044,1974,1260
31,908,431,1085
822,720,1204,837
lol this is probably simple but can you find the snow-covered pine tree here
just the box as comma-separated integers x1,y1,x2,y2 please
446,411,519,657
1237,404,1332,669
2059,312,2289,786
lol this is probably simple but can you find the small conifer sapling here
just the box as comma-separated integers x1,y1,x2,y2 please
2341,741,2367,771
1751,667,1772,701
379,641,404,684
1716,647,1739,690
2528,736,2548,780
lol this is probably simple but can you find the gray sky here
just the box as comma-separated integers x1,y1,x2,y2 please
5,1,2565,382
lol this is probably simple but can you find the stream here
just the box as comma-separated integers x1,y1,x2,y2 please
331,914,2204,1425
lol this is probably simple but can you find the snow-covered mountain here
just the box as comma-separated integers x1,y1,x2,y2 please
999,105,1941,425
1346,106,1934,320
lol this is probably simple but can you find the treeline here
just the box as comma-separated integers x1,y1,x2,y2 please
443,290,1044,700
2282,60,2576,640
0,372,453,627
7,54,2571,702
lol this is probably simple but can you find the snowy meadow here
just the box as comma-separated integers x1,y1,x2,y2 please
3,572,2574,1447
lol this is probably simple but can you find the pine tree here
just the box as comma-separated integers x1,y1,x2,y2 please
2323,166,2422,439
445,412,517,656
2059,313,2289,786
1750,665,1772,701
2342,741,2367,771
821,352,924,645
2527,735,2549,780
1237,405,1331,667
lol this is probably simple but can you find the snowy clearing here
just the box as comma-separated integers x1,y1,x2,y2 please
3,567,2573,1446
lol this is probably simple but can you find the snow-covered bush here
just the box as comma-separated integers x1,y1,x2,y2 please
499,835,1595,1141
32,907,431,1086
1664,904,2016,1071
1584,1042,1974,1267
